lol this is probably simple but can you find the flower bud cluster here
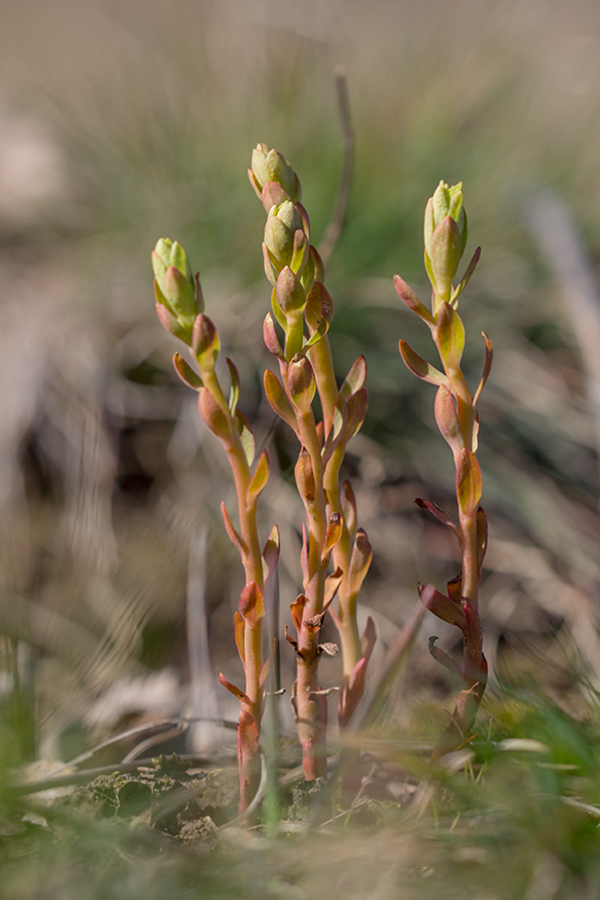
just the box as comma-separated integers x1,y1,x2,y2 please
152,238,204,345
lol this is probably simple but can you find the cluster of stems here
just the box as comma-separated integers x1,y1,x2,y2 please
396,181,491,758
249,145,374,778
152,239,279,812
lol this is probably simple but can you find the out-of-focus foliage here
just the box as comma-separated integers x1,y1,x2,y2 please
1,0,600,893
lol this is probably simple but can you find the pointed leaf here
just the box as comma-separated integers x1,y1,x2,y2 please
434,385,464,456
219,673,250,705
192,314,220,372
456,449,482,516
323,512,343,559
198,388,230,442
238,582,265,624
290,594,307,633
263,312,284,360
342,387,368,444
322,397,348,465
288,355,316,412
234,611,246,665
221,502,246,556
305,282,334,336
451,246,481,306
418,583,467,630
428,636,464,678
264,369,297,432
323,567,344,610
340,355,367,400
155,298,190,344
173,353,202,391
248,449,270,506
437,302,465,370
260,180,290,213
295,447,316,510
414,497,461,540
340,656,368,724
473,331,493,407
393,275,435,325
227,358,241,415
235,409,255,466
262,524,280,583
348,528,373,595
360,616,377,664
399,340,448,387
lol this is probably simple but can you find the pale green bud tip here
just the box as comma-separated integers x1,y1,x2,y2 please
152,237,192,284
250,143,301,202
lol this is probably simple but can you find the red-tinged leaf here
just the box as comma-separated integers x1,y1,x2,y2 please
173,353,202,390
437,302,465,370
361,616,377,664
340,355,367,400
238,582,265,624
263,312,284,360
323,512,343,560
259,653,271,689
323,568,344,610
198,388,230,443
260,179,290,213
456,449,482,516
226,357,240,414
192,314,220,372
155,298,190,345
288,355,316,412
305,282,334,336
342,387,368,444
414,498,461,540
393,274,435,325
285,625,299,653
477,506,488,570
295,447,315,510
434,385,464,456
428,636,464,678
248,449,270,506
399,340,448,387
418,583,467,630
340,656,368,724
322,397,347,465
451,246,481,306
262,242,278,287
234,611,245,666
447,573,462,605
219,673,250,705
296,201,310,239
290,594,307,633
429,215,462,297
473,331,493,407
262,525,280,582
264,369,297,432
343,480,357,537
235,408,255,467
348,528,373,595
221,502,246,556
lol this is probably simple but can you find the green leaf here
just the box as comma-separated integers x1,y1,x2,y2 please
456,449,482,515
248,449,270,505
264,369,297,432
340,355,367,400
172,353,202,390
235,408,255,466
437,302,465,370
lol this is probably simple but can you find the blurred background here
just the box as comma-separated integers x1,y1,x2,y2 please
1,0,600,767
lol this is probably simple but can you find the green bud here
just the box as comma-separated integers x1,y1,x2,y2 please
152,238,204,344
424,182,468,303
250,143,301,203
276,267,306,315
264,202,304,275
192,314,220,372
